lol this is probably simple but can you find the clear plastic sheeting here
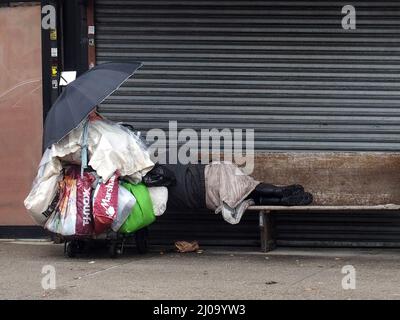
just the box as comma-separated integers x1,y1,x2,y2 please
88,120,154,183
111,184,137,232
51,119,154,183
45,174,78,236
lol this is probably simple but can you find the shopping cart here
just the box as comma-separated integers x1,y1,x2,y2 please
63,227,149,258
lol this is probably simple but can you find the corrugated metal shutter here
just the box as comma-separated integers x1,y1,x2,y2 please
275,211,400,248
95,0,400,152
95,0,400,247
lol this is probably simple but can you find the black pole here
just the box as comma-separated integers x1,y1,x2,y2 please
41,0,89,140
62,0,89,76
41,0,52,123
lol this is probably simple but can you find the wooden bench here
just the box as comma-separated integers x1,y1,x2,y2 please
247,205,400,252
243,152,400,251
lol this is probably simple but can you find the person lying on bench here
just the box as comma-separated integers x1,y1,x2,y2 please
143,161,313,224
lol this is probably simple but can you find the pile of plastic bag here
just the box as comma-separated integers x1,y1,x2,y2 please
24,117,168,237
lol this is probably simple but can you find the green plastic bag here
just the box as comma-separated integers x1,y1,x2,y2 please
119,182,156,233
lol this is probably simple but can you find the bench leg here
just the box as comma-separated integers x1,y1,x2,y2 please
259,210,276,252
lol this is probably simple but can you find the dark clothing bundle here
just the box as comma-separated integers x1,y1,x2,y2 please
142,163,177,187
143,163,207,211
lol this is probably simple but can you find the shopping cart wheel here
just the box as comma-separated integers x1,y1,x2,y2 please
135,228,149,254
109,242,123,259
65,241,78,258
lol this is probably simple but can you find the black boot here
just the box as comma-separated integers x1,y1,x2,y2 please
257,196,282,205
279,192,313,206
255,183,304,198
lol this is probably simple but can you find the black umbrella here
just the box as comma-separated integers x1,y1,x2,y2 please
43,62,142,149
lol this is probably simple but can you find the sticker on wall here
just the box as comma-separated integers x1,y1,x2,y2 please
50,29,57,41
52,79,58,89
51,48,58,58
59,71,77,86
88,26,95,35
51,66,58,77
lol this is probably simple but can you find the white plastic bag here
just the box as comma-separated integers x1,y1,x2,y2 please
148,187,168,217
111,184,137,232
24,149,62,226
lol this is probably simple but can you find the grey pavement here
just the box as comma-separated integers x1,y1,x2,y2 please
0,240,399,300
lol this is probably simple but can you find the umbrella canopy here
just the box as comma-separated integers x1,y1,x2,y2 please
43,62,142,149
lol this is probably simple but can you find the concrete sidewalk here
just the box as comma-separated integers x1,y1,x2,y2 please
1,240,399,299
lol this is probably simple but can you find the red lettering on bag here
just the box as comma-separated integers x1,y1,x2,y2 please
92,172,119,234
76,172,95,236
